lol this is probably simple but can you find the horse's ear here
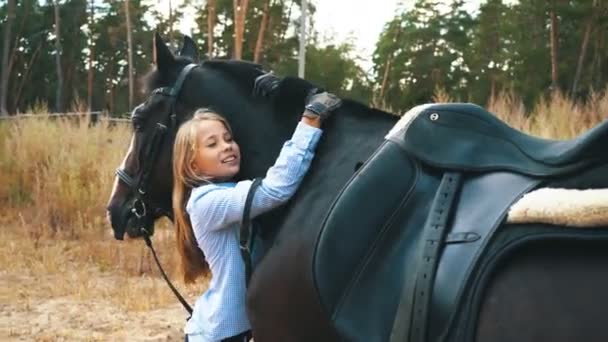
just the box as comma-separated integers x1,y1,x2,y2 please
153,32,175,72
179,35,199,61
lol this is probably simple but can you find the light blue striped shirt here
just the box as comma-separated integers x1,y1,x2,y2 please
185,122,322,342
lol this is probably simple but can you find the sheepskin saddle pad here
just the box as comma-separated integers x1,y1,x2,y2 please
508,188,608,227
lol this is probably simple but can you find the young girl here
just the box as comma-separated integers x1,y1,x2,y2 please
172,91,342,342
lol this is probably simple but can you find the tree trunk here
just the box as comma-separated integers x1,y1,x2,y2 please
53,0,64,112
378,57,392,103
571,0,598,97
378,23,401,105
571,20,592,97
279,0,290,43
0,0,16,115
106,62,114,114
125,0,134,109
549,2,559,91
273,0,289,62
6,0,31,111
207,0,216,57
233,0,250,59
88,0,95,112
8,0,29,85
14,42,42,111
169,0,175,51
253,0,270,63
593,15,605,90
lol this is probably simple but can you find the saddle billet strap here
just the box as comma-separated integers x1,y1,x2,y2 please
390,172,462,342
239,178,263,287
429,172,540,342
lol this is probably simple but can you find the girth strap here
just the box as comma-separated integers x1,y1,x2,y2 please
390,172,462,342
239,178,262,287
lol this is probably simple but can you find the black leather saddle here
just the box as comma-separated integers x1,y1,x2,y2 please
386,103,608,176
313,103,608,342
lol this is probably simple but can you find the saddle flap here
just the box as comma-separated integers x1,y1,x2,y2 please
313,141,432,341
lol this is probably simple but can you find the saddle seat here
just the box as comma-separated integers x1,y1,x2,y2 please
386,103,608,176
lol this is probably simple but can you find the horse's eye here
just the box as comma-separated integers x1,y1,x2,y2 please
132,117,145,132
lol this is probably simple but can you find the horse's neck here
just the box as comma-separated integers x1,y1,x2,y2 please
261,105,398,234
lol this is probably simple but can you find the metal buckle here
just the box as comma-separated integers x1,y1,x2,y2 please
131,198,147,219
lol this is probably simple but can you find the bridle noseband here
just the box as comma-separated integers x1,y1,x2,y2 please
116,63,198,225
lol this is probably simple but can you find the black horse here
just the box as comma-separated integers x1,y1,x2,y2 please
107,34,608,342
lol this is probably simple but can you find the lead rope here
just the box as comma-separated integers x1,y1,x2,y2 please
141,228,193,315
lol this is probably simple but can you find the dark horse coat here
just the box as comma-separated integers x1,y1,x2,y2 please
106,34,608,342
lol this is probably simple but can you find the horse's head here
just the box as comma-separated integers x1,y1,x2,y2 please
106,33,316,240
106,34,200,239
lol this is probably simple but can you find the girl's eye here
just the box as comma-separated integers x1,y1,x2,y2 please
207,142,217,148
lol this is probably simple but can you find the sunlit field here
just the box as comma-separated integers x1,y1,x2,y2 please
1,91,606,340
0,106,205,340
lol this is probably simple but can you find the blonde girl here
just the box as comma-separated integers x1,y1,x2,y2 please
172,79,342,342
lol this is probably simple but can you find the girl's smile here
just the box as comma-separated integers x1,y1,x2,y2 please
192,120,241,180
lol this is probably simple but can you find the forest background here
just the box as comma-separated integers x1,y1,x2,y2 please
1,0,607,117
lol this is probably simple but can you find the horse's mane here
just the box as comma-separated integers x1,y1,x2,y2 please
200,59,398,121
142,56,397,122
202,59,266,86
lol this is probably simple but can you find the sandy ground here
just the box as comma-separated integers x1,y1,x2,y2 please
0,224,201,342
1,271,195,341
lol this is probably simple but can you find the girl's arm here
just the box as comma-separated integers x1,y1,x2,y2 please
189,119,322,231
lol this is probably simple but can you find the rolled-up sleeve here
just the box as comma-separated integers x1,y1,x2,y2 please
188,122,322,231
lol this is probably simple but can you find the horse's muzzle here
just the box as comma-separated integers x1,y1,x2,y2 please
107,204,129,240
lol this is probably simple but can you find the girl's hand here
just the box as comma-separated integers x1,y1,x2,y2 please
304,92,342,122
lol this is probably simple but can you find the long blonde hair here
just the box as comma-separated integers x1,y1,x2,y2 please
172,108,233,283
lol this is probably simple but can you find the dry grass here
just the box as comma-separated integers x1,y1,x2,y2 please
0,91,606,339
0,112,204,340
486,89,608,137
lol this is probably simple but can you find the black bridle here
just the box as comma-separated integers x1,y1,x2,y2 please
116,63,198,224
115,63,198,315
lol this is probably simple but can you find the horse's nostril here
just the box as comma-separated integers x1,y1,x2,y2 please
114,231,125,240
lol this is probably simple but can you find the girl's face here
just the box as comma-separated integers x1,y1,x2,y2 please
191,119,241,181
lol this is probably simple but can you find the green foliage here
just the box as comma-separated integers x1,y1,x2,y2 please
90,0,154,114
272,42,372,102
1,0,607,115
373,0,475,110
373,0,608,112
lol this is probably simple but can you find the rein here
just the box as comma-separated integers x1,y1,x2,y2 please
142,228,193,315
